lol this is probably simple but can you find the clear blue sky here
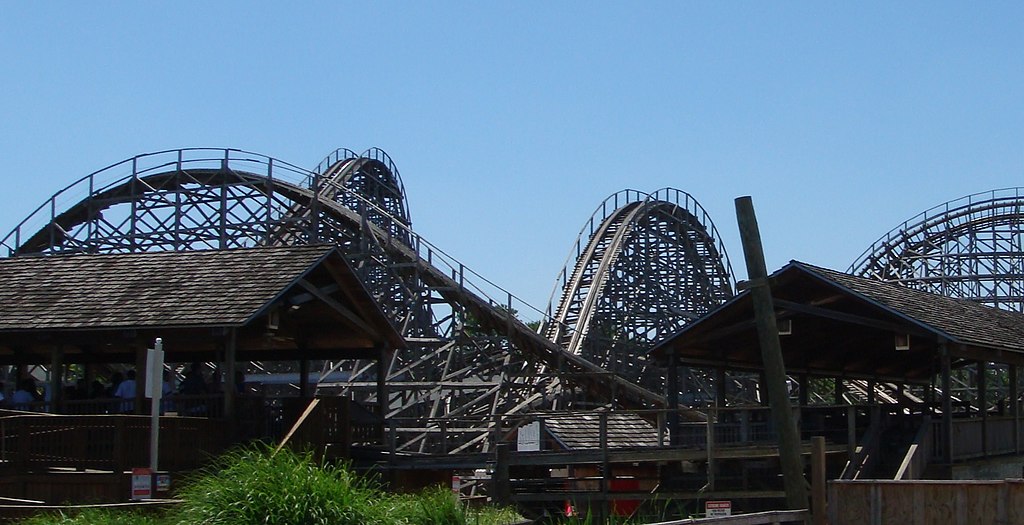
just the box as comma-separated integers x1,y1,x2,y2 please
2,2,1022,318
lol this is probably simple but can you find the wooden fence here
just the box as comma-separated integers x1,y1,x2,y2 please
0,413,229,474
829,479,1024,525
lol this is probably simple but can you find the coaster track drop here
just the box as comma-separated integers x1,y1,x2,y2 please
1,147,736,452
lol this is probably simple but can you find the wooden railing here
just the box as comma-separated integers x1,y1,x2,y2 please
0,414,230,474
944,416,1018,461
10,394,228,418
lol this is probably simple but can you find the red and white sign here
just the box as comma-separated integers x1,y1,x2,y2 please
451,475,461,493
706,500,732,517
131,468,152,500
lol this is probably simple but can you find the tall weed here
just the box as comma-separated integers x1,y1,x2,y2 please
173,445,382,525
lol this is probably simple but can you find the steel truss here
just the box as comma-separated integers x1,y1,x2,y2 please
2,148,684,454
544,189,735,405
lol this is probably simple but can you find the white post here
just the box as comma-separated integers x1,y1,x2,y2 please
147,338,165,473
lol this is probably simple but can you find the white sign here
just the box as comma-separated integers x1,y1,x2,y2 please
145,344,165,398
706,500,732,517
517,421,541,451
131,468,152,500
451,475,461,493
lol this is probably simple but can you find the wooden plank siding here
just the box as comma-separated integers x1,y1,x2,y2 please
829,480,1024,525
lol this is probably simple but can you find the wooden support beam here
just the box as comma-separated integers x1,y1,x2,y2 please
811,436,827,525
716,367,727,406
224,328,237,419
599,412,610,522
979,360,988,457
299,357,311,398
49,345,63,413
735,196,808,511
941,346,953,464
376,345,388,442
493,442,511,506
707,406,717,491
134,346,147,415
1012,365,1020,454
667,352,680,446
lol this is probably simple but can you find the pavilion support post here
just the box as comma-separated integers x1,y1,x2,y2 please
811,436,827,525
868,379,876,405
1011,365,1019,454
49,346,63,414
941,346,953,464
716,367,727,406
979,361,987,457
599,412,610,521
847,405,857,463
493,442,511,506
927,374,936,416
735,196,808,511
84,363,96,396
799,374,809,407
667,352,680,447
376,345,388,445
707,406,717,490
135,346,148,415
834,377,844,405
299,358,311,399
759,371,769,406
225,329,238,419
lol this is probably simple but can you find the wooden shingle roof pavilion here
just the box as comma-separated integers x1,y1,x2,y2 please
544,412,660,450
0,245,404,365
651,261,1024,384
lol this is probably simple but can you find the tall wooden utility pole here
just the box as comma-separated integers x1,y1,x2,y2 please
735,196,809,511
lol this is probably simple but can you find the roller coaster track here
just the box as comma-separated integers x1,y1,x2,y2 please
1,148,703,454
544,189,736,403
851,187,1024,311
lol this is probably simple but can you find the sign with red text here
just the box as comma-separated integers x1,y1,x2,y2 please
131,468,152,500
706,500,731,517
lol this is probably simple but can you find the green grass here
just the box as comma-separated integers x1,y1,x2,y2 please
17,508,172,525
18,445,524,525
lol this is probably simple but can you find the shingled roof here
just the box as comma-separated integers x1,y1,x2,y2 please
653,260,1024,381
0,245,336,331
544,412,659,450
796,262,1024,353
